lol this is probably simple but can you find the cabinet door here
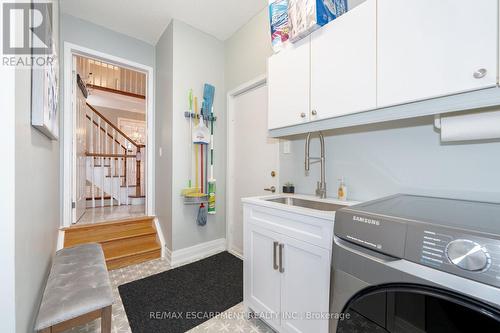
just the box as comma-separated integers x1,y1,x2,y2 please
377,0,498,108
310,0,376,120
244,223,282,329
280,235,331,333
268,37,310,129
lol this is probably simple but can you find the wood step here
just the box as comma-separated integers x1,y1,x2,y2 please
102,233,159,260
63,216,160,270
63,216,154,232
86,196,112,201
106,248,161,270
64,225,156,248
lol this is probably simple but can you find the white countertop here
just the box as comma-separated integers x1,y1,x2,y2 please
241,193,360,220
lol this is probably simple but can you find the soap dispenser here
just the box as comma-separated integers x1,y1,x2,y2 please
338,177,347,201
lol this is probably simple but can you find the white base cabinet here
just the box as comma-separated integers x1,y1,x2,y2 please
243,202,334,333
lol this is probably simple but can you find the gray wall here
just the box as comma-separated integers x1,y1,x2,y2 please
225,8,272,91
155,22,174,250
15,67,61,333
171,20,226,251
280,118,500,203
0,25,16,331
61,14,154,67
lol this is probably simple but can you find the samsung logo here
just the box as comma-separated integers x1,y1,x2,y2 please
353,215,380,226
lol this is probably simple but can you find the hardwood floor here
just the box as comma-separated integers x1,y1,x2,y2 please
63,216,161,270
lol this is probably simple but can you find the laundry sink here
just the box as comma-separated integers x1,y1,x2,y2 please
264,197,347,212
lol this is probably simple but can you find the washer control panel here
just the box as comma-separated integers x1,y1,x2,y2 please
445,239,491,272
406,226,500,288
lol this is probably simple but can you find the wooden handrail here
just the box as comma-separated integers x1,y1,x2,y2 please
86,114,128,151
86,152,137,158
87,84,146,100
86,103,145,149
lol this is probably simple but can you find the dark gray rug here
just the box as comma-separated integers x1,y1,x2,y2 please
118,251,243,333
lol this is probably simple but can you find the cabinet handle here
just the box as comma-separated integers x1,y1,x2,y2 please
279,243,284,273
311,110,317,116
273,241,279,270
473,68,487,79
300,112,306,118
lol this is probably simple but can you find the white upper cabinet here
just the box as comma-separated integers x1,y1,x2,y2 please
377,0,498,108
268,37,310,129
310,0,377,120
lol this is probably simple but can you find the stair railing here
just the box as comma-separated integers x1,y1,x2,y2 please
86,102,145,208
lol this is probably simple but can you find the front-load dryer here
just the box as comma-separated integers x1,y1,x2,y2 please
330,194,500,332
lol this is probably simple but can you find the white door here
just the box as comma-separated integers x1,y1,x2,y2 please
228,83,279,255
268,37,310,129
310,0,376,120
73,62,87,223
280,235,331,333
377,0,498,108
244,223,282,329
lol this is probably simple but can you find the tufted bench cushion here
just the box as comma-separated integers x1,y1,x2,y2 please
35,243,113,331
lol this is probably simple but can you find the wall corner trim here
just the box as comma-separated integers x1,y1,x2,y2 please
170,238,226,267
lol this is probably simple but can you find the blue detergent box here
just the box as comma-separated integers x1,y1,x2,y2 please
288,0,348,42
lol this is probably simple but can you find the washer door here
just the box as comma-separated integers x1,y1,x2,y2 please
337,283,500,333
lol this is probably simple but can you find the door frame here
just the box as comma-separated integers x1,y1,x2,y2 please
62,42,155,227
225,74,280,256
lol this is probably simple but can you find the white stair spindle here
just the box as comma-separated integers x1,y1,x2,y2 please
110,128,115,207
90,111,95,208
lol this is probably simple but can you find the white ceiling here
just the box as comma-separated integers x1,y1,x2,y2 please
87,90,146,114
61,0,267,44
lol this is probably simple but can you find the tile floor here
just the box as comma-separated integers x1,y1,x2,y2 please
64,257,274,333
77,205,146,225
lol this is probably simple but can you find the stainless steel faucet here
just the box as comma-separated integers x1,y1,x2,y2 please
305,132,326,199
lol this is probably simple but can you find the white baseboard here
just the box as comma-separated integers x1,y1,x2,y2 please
170,238,226,267
228,249,243,260
164,246,172,266
153,217,166,258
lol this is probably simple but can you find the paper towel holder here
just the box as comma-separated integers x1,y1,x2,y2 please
434,114,442,130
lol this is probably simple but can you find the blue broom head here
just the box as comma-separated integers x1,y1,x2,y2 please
203,84,215,115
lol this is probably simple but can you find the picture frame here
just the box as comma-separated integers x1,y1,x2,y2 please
31,0,59,140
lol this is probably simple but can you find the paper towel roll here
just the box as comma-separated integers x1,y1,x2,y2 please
438,110,500,142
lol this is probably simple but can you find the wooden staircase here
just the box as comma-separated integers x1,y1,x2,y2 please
63,216,161,270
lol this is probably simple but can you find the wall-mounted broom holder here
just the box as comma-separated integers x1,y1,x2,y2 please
184,112,217,122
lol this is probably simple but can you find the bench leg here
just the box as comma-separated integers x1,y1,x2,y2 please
101,305,112,333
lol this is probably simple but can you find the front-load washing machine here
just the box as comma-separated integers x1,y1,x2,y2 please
330,194,500,332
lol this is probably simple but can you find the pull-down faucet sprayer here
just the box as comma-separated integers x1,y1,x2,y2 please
305,132,326,199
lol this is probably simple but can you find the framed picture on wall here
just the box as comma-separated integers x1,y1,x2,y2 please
31,0,59,140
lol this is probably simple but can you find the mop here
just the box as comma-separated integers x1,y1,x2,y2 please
201,84,217,215
197,105,208,226
185,97,205,202
181,89,198,196
208,105,216,214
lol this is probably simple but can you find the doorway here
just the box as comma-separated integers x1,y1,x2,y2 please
226,76,280,256
63,43,154,227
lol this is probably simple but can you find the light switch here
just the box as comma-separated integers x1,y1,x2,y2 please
159,147,163,157
282,140,291,154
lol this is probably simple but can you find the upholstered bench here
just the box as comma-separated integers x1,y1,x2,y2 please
35,244,114,333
